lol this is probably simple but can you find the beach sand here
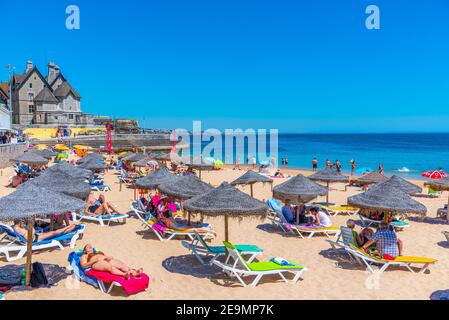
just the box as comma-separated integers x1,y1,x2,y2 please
1,161,448,300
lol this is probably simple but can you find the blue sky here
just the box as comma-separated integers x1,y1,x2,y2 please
0,0,448,133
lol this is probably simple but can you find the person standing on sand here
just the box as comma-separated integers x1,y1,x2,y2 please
326,159,332,168
350,160,356,175
379,163,384,175
251,156,256,169
335,160,342,174
312,158,318,171
233,156,241,170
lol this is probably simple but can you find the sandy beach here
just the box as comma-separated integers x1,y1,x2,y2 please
1,161,448,300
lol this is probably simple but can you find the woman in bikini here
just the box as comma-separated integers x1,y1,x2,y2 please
13,219,77,243
85,192,122,216
80,244,143,279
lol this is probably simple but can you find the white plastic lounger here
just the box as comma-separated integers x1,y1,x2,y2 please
0,223,85,262
73,212,128,227
90,184,112,192
357,212,410,230
213,242,307,287
182,232,263,266
288,225,340,239
136,213,214,242
315,204,360,217
344,244,437,273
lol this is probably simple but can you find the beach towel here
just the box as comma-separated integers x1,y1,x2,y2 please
85,270,149,295
167,203,178,212
270,257,295,267
151,222,166,233
152,195,161,207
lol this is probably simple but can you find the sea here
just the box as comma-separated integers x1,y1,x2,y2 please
188,133,449,180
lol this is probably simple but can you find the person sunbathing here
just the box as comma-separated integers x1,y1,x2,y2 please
80,244,143,279
13,219,77,243
308,207,332,227
85,192,122,216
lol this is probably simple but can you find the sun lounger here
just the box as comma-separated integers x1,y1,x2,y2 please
315,204,359,216
344,244,437,273
130,198,147,217
72,212,128,227
327,226,358,250
0,223,85,262
90,183,111,192
358,212,410,229
182,232,263,265
68,250,149,295
437,207,447,220
136,212,214,242
213,242,307,287
287,224,340,239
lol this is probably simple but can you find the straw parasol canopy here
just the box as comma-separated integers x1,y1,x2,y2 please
135,169,178,190
158,175,213,200
184,156,215,180
0,183,86,286
152,152,172,162
46,162,92,179
76,153,104,165
348,182,427,215
377,175,422,195
125,153,147,163
230,170,273,197
309,167,349,203
29,149,58,160
118,151,134,160
353,171,387,186
273,174,328,205
12,152,49,165
424,177,449,221
133,157,152,168
184,182,268,241
78,159,105,171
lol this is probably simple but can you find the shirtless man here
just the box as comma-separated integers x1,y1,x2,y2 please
85,192,122,216
13,219,77,243
80,244,143,279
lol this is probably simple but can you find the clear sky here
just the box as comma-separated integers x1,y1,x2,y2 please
0,0,448,133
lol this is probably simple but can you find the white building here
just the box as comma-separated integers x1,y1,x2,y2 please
0,86,11,130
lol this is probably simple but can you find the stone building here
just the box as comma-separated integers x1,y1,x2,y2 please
10,61,94,127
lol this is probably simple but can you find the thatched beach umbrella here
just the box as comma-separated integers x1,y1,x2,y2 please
348,182,427,216
353,172,387,188
0,184,85,286
12,152,48,166
159,175,213,200
184,182,268,241
24,170,91,200
125,153,147,163
46,163,92,179
135,169,178,190
29,149,58,160
184,156,215,180
118,151,134,160
230,170,273,197
76,153,104,165
424,177,449,222
377,175,422,195
273,174,328,206
133,157,151,168
152,152,171,163
78,159,105,171
309,167,349,203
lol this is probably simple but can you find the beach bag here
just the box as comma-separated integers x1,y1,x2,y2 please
30,262,48,288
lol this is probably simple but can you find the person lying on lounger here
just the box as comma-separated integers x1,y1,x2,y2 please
80,244,143,279
85,192,122,216
308,207,332,227
13,219,77,243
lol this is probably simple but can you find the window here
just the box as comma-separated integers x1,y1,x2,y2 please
28,93,34,101
29,83,33,89
68,114,74,120
28,105,35,113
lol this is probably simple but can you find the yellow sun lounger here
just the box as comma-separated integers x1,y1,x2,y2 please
345,244,437,273
288,225,340,239
316,204,360,216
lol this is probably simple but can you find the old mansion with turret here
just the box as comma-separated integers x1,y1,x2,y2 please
10,61,94,127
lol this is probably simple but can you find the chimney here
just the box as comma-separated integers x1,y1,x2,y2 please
47,62,56,83
25,60,33,73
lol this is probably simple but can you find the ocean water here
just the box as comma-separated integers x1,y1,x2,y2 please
190,133,449,179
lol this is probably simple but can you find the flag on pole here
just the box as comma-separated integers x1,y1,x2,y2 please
106,121,112,154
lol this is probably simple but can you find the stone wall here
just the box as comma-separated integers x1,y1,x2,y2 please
0,143,28,168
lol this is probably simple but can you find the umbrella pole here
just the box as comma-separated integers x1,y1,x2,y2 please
188,211,191,226
199,169,202,180
326,181,330,204
447,194,449,223
25,217,35,287
224,215,229,242
250,184,254,197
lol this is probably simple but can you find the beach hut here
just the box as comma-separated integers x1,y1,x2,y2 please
376,175,422,195
78,158,105,172
46,162,92,179
353,172,387,189
424,177,449,221
230,170,273,197
184,156,215,180
24,170,91,200
135,169,178,190
183,182,268,242
348,182,427,216
273,174,328,205
308,167,349,203
0,184,85,286
12,152,49,166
